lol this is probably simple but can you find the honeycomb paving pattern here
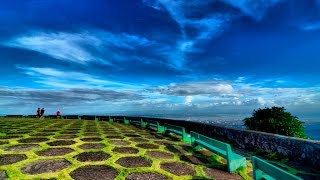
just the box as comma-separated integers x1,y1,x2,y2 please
36,148,74,156
4,144,40,152
0,118,246,180
136,143,159,149
0,154,27,165
112,147,139,154
78,143,105,150
74,152,111,162
160,162,196,176
20,159,71,174
116,156,152,168
47,140,76,146
146,151,174,159
126,172,170,180
70,165,118,180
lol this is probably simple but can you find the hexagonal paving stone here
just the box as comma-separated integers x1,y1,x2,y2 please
36,148,74,156
105,135,123,139
124,134,141,137
83,129,98,132
59,131,78,135
112,147,139,154
0,141,9,145
103,130,118,133
129,138,148,142
165,145,183,154
0,170,7,180
109,140,130,146
145,151,174,159
203,168,242,180
83,133,100,136
4,144,40,152
47,140,76,146
126,172,170,180
75,152,111,162
180,155,208,165
153,141,172,145
116,156,152,168
144,135,160,139
78,143,106,150
0,154,27,165
20,159,71,175
80,137,102,142
160,162,196,176
70,165,118,180
136,143,159,149
0,135,23,139
18,138,49,143
30,133,55,136
54,135,78,139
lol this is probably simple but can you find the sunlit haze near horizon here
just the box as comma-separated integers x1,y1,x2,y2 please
0,0,320,124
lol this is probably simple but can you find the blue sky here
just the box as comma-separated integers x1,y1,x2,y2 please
0,0,320,120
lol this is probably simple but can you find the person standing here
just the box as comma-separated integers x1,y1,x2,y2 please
40,108,45,119
36,108,41,118
56,110,61,119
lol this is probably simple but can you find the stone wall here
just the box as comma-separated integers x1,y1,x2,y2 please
142,117,320,169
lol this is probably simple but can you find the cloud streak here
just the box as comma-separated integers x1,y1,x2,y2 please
17,66,144,90
3,29,154,65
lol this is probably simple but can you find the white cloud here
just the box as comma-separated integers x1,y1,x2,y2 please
18,66,144,90
5,31,101,64
3,29,154,65
154,80,235,96
185,95,193,105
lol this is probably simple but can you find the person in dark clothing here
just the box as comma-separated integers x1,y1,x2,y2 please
40,108,45,119
36,108,41,118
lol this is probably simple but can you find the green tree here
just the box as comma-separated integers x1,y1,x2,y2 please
243,106,307,138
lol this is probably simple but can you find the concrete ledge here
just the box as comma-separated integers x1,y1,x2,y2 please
141,117,320,169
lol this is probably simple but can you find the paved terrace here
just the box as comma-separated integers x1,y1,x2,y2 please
0,118,248,180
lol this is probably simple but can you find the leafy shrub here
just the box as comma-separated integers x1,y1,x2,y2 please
244,106,306,138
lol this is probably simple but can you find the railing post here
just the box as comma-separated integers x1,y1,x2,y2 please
252,156,263,180
182,128,191,143
157,124,165,133
141,118,146,128
124,117,129,125
108,116,113,122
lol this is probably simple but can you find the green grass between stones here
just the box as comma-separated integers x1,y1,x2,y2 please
0,118,251,180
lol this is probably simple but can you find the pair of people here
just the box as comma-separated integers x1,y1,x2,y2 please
36,108,45,119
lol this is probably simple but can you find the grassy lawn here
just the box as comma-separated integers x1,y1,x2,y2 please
0,118,250,180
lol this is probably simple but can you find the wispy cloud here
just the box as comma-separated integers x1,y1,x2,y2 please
3,29,154,65
17,66,144,90
143,0,283,69
5,31,101,64
144,0,232,69
152,80,234,96
301,21,320,31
